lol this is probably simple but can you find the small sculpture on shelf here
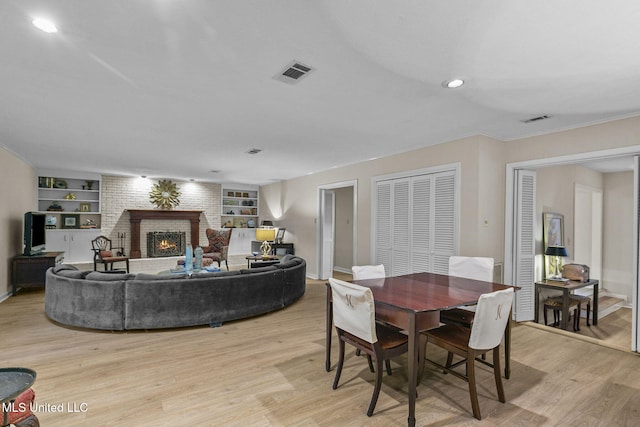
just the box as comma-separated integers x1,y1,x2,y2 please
85,180,95,190
64,192,76,200
47,201,63,211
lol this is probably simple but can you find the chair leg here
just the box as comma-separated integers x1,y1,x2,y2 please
367,354,375,373
385,359,392,375
125,259,130,273
332,339,346,390
573,306,580,331
493,347,505,403
543,306,548,326
367,353,384,417
467,349,481,420
586,301,591,326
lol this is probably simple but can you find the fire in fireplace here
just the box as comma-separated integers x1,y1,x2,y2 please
147,231,186,258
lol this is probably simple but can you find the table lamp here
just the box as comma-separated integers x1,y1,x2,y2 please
545,245,568,281
256,227,276,257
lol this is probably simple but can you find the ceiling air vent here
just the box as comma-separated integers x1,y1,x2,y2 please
522,115,552,124
246,148,262,155
274,60,314,84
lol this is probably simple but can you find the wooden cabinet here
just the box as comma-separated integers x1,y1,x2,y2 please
45,229,102,262
221,187,259,228
12,251,64,295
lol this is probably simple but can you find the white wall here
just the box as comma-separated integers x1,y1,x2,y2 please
603,171,634,302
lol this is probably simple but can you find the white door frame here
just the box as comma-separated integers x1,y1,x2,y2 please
504,145,640,352
317,180,358,280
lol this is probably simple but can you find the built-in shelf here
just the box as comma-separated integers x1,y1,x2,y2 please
221,187,258,228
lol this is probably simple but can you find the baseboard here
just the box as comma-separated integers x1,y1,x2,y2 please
0,292,10,304
333,266,351,274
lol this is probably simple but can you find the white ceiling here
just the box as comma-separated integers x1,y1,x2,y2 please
2,1,640,185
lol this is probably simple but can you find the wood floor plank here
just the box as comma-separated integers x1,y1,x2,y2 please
1,280,640,426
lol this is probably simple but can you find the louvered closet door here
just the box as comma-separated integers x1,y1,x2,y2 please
374,181,393,270
432,171,456,274
374,169,457,276
514,169,536,321
410,175,432,273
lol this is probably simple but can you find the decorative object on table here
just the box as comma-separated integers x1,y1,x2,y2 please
542,212,564,278
61,214,79,229
275,227,286,244
79,202,91,212
149,179,181,209
194,246,203,270
545,245,569,281
54,178,68,189
85,180,94,190
256,227,276,257
45,214,57,229
47,201,63,211
184,244,193,274
63,192,76,200
562,263,590,282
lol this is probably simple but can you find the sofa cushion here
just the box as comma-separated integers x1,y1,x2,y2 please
192,270,241,278
100,250,113,258
86,271,136,281
135,272,189,281
240,265,278,274
53,263,78,273
56,269,91,279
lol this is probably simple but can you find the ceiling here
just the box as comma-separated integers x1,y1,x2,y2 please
2,1,640,185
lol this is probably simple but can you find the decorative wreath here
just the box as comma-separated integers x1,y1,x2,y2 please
149,179,181,210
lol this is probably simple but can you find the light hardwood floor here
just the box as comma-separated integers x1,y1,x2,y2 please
2,279,640,426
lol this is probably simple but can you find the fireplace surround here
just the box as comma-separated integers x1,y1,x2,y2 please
127,209,202,258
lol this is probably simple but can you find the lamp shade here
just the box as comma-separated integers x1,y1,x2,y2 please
545,246,568,257
256,228,276,242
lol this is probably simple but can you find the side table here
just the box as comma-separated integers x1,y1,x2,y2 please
12,251,65,296
0,367,36,427
534,279,599,330
246,255,279,268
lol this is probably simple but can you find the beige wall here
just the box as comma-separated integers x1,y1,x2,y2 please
260,135,507,276
0,147,36,298
261,116,640,279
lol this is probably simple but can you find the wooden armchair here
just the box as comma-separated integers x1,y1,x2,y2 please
91,235,130,273
202,228,232,270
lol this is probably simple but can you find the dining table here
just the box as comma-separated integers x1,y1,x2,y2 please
325,272,514,427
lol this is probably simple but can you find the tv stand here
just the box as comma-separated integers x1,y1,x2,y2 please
12,251,64,296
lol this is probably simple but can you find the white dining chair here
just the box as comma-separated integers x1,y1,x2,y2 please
423,288,515,420
351,264,386,280
328,278,408,417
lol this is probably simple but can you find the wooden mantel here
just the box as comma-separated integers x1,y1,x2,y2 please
127,209,203,258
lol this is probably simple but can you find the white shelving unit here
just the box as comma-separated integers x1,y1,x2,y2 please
37,176,101,215
221,187,259,229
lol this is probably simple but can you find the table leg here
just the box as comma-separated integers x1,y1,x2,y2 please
407,313,418,427
505,310,512,379
325,284,332,372
534,284,540,324
561,291,570,330
593,282,599,326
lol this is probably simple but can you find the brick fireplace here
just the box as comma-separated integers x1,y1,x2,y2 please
127,210,202,258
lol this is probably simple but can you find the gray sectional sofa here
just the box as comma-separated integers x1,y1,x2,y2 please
45,255,306,330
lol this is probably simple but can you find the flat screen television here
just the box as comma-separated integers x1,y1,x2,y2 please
24,212,46,256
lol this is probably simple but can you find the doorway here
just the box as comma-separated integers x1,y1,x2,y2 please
504,147,640,352
317,181,357,280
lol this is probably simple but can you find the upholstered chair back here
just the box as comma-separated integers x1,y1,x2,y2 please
469,288,514,350
329,278,378,344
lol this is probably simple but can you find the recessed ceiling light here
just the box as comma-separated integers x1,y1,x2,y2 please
442,79,464,89
32,18,58,33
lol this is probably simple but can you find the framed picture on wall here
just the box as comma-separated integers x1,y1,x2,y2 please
543,212,564,251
